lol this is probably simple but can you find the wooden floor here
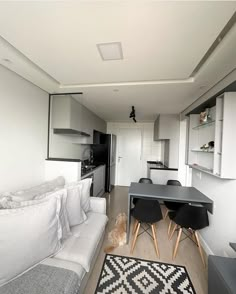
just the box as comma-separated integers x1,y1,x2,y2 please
84,186,208,294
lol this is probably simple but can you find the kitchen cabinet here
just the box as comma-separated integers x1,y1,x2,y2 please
187,92,236,179
81,165,105,197
154,114,179,140
51,95,106,144
150,169,179,185
154,114,180,168
93,165,105,197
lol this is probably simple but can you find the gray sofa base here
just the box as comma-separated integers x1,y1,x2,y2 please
208,255,236,294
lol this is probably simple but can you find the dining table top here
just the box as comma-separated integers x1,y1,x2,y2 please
128,182,213,213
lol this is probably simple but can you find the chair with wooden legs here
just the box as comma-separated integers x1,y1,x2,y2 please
163,180,184,220
130,198,163,257
170,204,209,266
132,178,153,206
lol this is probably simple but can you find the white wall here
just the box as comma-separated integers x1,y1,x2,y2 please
107,122,163,184
192,170,236,257
0,65,48,192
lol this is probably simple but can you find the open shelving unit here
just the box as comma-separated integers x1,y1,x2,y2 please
187,92,236,179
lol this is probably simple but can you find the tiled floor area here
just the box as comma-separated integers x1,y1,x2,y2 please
84,186,208,294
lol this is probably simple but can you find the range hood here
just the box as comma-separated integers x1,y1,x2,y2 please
53,128,90,137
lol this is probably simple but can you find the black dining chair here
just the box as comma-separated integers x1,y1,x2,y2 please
130,198,162,257
169,204,209,266
163,180,185,236
132,178,153,206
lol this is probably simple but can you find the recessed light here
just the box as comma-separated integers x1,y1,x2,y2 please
97,42,123,61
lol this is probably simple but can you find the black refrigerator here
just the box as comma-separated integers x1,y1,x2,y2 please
92,133,116,193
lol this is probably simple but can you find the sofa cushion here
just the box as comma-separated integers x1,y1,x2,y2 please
66,184,87,226
55,212,108,272
0,196,62,287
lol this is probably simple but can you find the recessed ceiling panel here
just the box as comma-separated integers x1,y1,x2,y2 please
0,1,235,85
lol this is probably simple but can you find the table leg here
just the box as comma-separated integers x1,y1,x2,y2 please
126,194,131,244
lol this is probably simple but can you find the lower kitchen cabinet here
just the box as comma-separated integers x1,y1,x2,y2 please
150,169,179,185
93,165,105,197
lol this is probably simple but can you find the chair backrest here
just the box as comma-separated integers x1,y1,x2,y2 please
174,204,209,230
139,178,153,184
167,180,181,186
132,198,162,223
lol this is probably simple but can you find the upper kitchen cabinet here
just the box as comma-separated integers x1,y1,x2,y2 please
52,95,85,135
187,92,236,179
51,95,106,144
154,114,180,141
154,114,180,168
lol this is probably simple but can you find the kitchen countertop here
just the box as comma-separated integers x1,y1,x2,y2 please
81,164,105,178
46,157,81,162
147,161,178,171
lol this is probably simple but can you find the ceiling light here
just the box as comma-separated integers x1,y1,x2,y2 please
97,42,123,61
129,106,137,123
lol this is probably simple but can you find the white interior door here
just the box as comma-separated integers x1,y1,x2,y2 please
117,128,142,186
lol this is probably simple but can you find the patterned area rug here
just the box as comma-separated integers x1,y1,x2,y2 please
95,254,196,294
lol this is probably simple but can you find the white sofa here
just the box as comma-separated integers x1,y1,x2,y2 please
43,197,107,293
0,177,108,294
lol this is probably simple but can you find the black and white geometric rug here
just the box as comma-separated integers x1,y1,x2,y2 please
95,254,196,294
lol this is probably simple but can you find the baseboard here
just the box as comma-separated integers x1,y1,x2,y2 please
198,233,214,256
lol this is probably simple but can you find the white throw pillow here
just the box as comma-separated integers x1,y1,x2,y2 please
0,189,70,240
66,184,87,226
0,196,62,287
34,189,70,239
79,178,92,213
9,176,65,202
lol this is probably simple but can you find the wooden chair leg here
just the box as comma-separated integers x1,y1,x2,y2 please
130,222,140,253
168,220,172,237
163,208,169,220
173,228,182,259
132,219,139,235
194,231,206,267
151,224,160,257
169,224,177,240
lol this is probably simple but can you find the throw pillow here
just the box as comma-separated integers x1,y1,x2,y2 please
9,176,66,202
66,184,87,226
79,178,92,213
0,196,62,287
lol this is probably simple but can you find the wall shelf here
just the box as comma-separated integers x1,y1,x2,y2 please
191,149,214,153
187,92,236,179
192,120,215,130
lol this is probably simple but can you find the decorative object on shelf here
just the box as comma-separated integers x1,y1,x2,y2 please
200,108,211,124
129,106,137,123
200,141,214,152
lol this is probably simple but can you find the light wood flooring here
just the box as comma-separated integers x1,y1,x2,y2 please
84,186,208,294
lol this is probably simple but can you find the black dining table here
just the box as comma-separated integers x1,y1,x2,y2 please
127,182,213,243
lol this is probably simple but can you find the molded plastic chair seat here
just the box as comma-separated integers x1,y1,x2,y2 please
130,199,163,257
170,204,209,266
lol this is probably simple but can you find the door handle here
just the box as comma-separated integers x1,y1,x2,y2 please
118,156,122,162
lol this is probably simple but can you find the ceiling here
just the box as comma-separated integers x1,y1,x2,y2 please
0,1,236,122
